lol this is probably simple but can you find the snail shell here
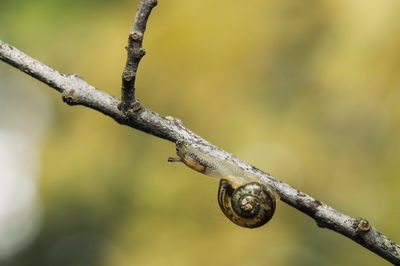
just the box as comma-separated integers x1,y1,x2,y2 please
218,179,276,228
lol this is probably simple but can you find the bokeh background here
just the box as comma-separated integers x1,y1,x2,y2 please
1,0,400,265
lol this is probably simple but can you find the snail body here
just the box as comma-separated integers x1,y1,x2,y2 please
171,141,258,185
169,141,276,228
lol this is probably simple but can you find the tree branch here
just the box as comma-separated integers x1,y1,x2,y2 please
120,0,157,113
1,3,399,265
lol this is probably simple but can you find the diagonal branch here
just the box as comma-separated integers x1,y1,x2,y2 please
120,0,157,113
1,39,399,265
0,4,399,265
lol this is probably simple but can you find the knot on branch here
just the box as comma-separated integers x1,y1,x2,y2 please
118,99,142,115
148,0,158,7
139,47,146,57
356,218,371,232
130,32,143,41
62,89,79,105
125,45,145,62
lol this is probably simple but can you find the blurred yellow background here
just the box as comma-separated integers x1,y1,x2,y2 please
1,0,400,265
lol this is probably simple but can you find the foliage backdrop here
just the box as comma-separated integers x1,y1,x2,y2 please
1,0,400,265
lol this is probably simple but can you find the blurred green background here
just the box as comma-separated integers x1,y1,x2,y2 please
1,0,400,265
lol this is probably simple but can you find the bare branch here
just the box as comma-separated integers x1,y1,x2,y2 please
120,0,157,113
1,39,399,264
1,5,399,263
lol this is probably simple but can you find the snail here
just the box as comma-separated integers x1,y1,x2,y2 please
168,141,276,228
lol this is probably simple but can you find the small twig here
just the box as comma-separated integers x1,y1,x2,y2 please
119,0,157,113
1,39,399,264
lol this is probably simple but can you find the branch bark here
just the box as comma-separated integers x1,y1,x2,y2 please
1,2,399,264
120,0,157,113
